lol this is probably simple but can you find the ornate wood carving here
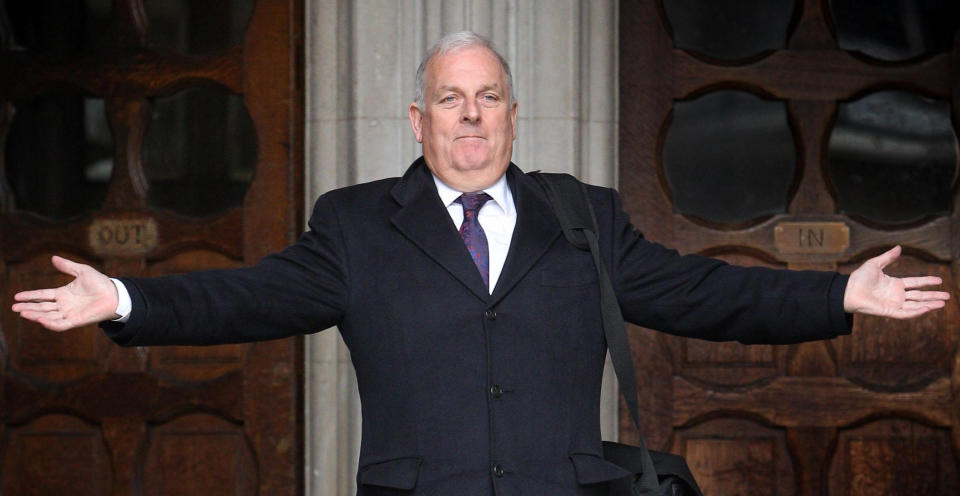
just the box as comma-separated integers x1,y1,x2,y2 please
2,415,112,495
621,1,959,493
0,1,303,494
829,419,958,495
143,414,257,496
674,418,794,495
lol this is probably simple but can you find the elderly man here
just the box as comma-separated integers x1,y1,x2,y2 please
13,32,948,496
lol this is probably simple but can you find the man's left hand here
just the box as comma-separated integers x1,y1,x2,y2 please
844,245,950,319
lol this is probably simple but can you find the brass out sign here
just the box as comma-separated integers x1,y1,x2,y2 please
774,222,849,254
89,218,158,256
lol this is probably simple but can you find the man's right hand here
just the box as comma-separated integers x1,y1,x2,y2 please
11,256,119,331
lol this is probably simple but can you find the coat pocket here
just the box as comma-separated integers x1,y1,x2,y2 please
358,456,423,489
568,452,631,484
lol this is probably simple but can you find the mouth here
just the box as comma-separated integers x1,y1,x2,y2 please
455,136,486,140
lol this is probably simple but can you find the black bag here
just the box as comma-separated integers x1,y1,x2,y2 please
533,172,703,496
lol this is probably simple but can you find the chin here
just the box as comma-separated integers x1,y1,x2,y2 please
451,156,492,173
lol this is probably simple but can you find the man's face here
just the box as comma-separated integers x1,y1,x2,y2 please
409,46,518,192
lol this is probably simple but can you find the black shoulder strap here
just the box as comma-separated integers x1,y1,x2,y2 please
532,172,660,492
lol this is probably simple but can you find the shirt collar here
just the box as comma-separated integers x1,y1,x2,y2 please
433,173,512,215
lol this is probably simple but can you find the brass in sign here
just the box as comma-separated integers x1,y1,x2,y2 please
774,222,849,254
89,218,159,256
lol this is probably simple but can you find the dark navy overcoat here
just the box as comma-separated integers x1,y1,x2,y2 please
105,157,851,495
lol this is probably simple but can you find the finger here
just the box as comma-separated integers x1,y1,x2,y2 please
16,309,40,321
12,301,59,312
51,255,84,277
870,245,901,270
895,300,946,315
18,310,64,323
927,300,947,309
13,289,58,302
904,290,951,301
901,300,945,310
901,276,944,289
889,302,944,319
888,307,931,319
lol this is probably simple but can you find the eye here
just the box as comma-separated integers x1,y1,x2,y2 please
441,95,458,104
482,94,499,102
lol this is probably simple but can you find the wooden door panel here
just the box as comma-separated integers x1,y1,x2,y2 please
679,339,779,388
675,418,794,495
0,1,302,494
673,376,952,429
5,254,112,383
829,419,958,495
621,2,959,493
143,414,257,496
837,256,959,390
149,343,247,383
2,414,112,496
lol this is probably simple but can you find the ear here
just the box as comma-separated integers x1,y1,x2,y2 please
509,101,518,140
409,103,424,143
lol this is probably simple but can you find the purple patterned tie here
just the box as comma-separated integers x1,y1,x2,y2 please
456,192,492,287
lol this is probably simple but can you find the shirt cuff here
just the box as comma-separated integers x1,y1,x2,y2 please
110,278,132,323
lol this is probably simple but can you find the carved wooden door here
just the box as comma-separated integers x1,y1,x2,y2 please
0,1,302,494
619,1,959,494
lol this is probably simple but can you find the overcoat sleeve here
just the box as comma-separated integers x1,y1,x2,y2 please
596,187,852,344
101,194,349,346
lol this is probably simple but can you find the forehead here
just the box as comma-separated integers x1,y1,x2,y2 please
426,46,506,91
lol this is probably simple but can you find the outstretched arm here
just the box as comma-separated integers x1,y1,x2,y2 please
11,193,349,346
597,184,949,344
843,245,949,319
12,256,119,331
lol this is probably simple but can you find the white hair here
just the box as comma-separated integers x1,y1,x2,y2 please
414,31,515,109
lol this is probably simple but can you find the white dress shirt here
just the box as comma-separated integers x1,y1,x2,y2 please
112,172,517,320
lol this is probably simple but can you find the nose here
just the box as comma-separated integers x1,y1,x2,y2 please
461,97,479,123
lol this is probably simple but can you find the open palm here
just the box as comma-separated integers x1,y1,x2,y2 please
844,246,949,319
11,256,119,331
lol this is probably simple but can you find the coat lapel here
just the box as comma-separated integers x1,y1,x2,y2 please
390,158,491,301
489,165,562,305
389,158,563,305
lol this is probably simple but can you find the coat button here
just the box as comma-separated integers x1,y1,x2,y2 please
485,309,497,320
490,385,503,398
492,464,504,477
